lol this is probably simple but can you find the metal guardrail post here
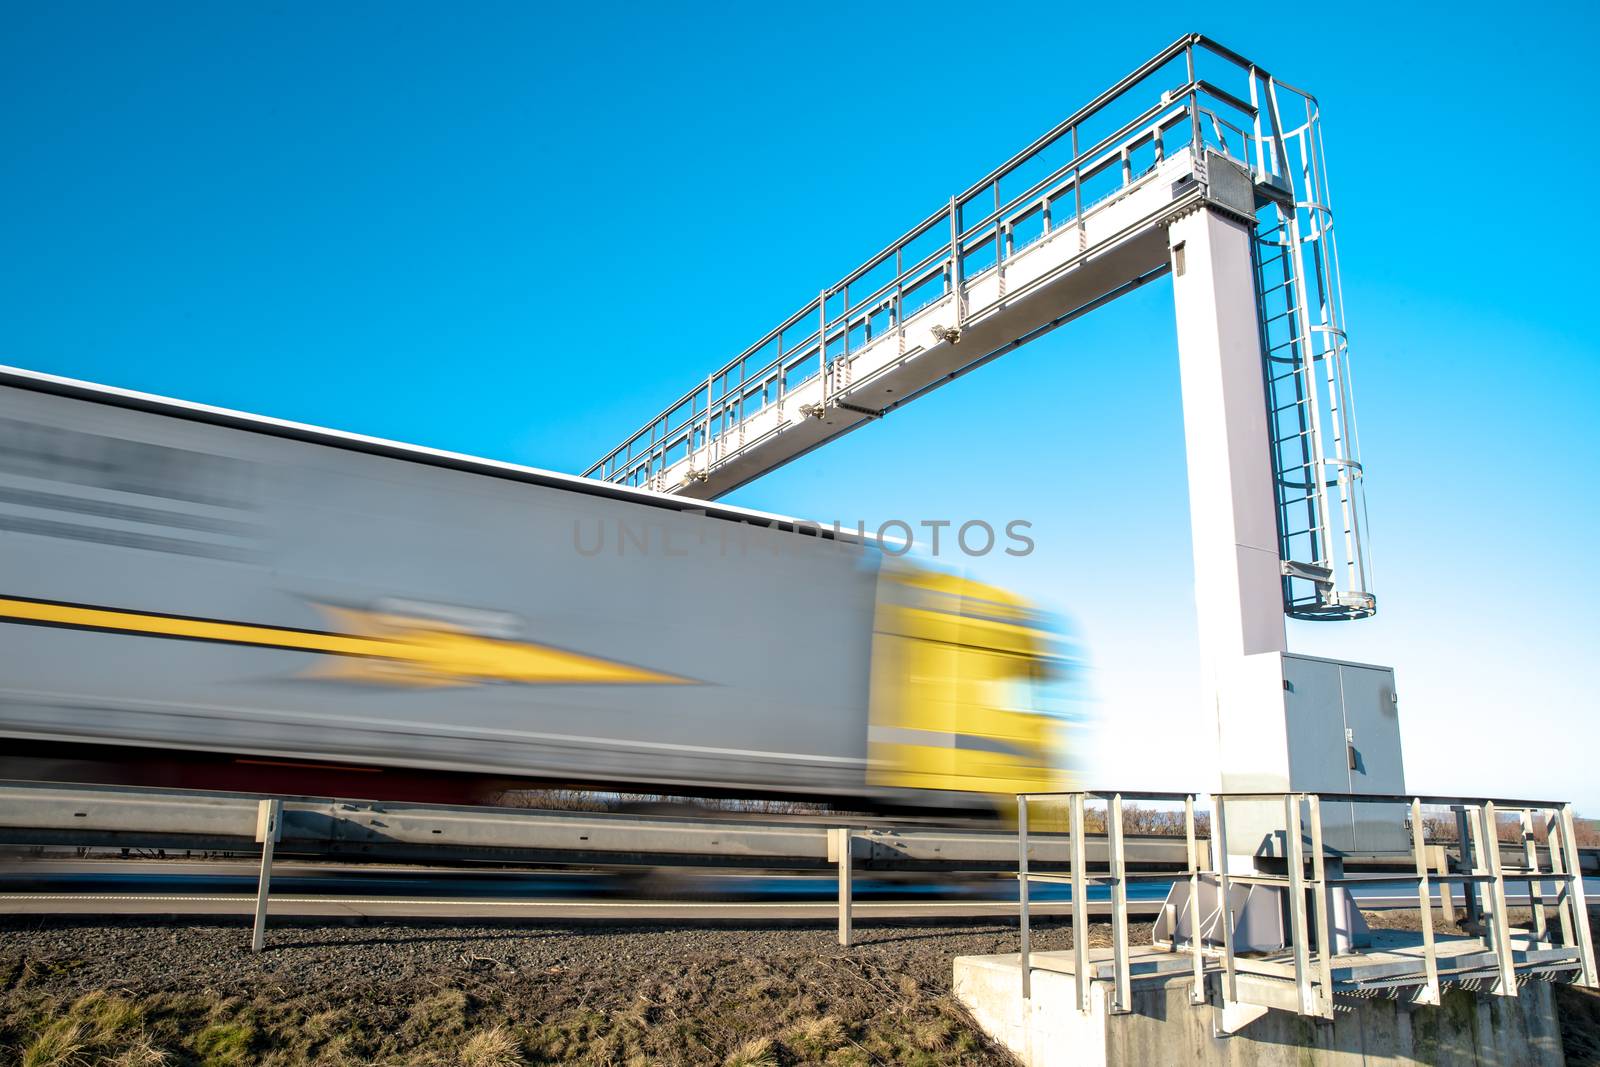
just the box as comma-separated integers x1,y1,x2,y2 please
996,218,1007,298
893,249,905,356
1283,794,1315,1016
1521,808,1548,942
1306,794,1334,1018
1184,794,1204,1003
816,290,828,407
947,197,963,328
1214,798,1238,1009
1479,802,1519,996
1071,792,1090,1013
1409,798,1441,1005
1546,811,1578,953
1071,129,1082,223
1437,845,1456,924
1455,805,1483,929
831,828,853,947
1186,42,1203,154
1018,795,1031,999
1557,805,1599,986
1107,793,1131,1013
703,374,716,467
250,798,281,953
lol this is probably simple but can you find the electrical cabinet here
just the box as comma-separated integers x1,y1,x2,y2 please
1283,654,1407,853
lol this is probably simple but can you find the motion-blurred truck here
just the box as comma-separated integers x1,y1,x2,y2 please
0,366,1069,810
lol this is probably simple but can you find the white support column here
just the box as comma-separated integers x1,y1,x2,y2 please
1170,205,1286,677
1169,205,1292,870
1171,206,1292,809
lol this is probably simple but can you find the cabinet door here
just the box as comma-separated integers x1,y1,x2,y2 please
1337,664,1404,794
1338,664,1409,852
1283,656,1356,850
1283,656,1351,793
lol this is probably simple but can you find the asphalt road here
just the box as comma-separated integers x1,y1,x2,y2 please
0,893,1146,921
2,858,1575,921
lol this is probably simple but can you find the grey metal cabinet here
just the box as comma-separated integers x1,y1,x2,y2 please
1283,655,1407,853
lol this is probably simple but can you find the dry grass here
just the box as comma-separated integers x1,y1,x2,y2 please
0,918,1030,1065
20,1020,88,1067
722,1036,779,1066
1,962,1004,1066
784,1014,846,1058
458,1025,525,1067
405,988,470,1041
108,1041,171,1067
16,992,173,1067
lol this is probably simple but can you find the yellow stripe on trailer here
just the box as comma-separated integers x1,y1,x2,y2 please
0,596,690,688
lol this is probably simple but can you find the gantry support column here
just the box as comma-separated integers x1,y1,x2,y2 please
1169,204,1292,859
1170,204,1285,669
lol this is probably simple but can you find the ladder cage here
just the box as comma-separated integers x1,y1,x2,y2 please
1247,78,1375,620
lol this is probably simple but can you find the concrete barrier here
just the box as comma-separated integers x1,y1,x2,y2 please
954,951,1567,1066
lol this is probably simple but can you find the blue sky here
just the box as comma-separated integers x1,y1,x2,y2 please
4,3,1597,806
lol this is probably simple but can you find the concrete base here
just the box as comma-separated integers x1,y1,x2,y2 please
953,951,1567,1066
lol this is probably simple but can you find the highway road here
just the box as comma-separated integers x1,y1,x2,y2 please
0,895,1138,921
0,858,1166,920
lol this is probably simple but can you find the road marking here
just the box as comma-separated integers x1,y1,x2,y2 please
0,894,1151,913
0,894,1025,907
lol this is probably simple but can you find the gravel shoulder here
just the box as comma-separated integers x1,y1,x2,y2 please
0,915,1070,1065
4,910,1598,1065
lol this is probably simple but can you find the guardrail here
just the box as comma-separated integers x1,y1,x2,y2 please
9,780,1585,870
5,781,1598,962
0,780,1189,871
0,780,1188,952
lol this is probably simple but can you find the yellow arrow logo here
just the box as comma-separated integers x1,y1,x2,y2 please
0,595,691,689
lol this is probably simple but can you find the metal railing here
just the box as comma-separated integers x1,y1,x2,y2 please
584,34,1285,493
0,780,1202,872
1214,791,1598,1016
1015,790,1599,1021
585,33,1377,623
1017,790,1206,1009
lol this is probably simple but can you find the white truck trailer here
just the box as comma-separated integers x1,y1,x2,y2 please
0,366,1064,809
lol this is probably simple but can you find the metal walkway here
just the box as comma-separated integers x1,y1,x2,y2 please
585,33,1374,621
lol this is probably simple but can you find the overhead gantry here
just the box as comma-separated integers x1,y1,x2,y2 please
589,34,1403,867
586,33,1373,625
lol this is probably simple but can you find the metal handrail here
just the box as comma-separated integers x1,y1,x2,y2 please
584,34,1306,488
1017,790,1205,1012
1215,792,1599,1011
1013,789,1599,1022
